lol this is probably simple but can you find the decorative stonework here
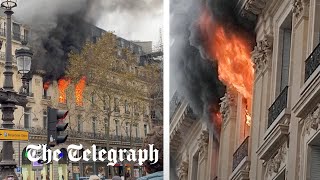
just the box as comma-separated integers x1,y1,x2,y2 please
292,0,309,18
303,103,320,136
251,34,273,75
266,144,287,176
198,130,209,155
177,160,189,180
219,91,236,123
240,0,267,21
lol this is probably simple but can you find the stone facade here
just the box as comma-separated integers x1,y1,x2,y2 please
0,17,160,179
170,93,219,180
233,0,320,179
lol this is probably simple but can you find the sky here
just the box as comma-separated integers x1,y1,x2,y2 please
96,1,163,45
13,0,163,46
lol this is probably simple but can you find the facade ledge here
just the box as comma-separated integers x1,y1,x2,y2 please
229,157,250,180
170,100,195,153
257,122,289,161
293,66,320,119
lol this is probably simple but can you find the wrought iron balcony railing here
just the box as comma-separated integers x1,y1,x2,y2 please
14,125,144,143
268,86,288,127
232,136,249,171
305,43,320,82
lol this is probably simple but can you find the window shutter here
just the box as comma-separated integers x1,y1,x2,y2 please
310,147,320,180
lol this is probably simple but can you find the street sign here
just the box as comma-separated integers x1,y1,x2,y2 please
0,129,29,141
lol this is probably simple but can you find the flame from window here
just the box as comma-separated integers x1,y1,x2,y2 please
75,76,86,106
58,77,71,103
43,81,50,90
199,8,254,126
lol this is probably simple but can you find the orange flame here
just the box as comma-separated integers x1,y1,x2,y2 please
43,81,50,90
245,109,251,126
75,76,86,106
58,77,71,103
199,8,254,126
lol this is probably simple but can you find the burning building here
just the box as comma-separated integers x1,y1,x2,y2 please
0,2,162,180
171,0,320,179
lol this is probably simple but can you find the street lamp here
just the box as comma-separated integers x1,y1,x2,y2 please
16,41,33,94
0,1,32,179
1,0,16,9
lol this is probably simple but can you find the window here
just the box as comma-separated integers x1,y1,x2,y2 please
276,14,292,96
77,115,83,132
43,110,47,129
115,120,119,136
24,29,29,42
313,0,320,47
124,100,129,113
310,146,320,179
125,122,129,137
91,93,95,103
24,108,31,128
92,117,97,134
133,102,137,113
104,118,108,134
144,124,148,136
144,106,148,116
275,170,285,180
12,23,20,41
114,98,119,112
151,110,156,119
135,124,139,138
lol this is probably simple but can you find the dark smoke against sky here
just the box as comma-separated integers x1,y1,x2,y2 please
13,0,162,81
170,0,255,118
170,0,225,117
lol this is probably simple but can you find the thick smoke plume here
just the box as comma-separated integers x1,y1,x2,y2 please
13,0,102,81
170,0,255,178
171,0,255,128
14,0,162,81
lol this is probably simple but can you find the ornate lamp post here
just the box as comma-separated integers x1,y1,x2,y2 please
0,0,33,179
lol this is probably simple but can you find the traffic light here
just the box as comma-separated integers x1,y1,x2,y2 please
47,107,69,147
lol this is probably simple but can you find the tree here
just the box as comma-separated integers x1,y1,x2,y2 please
66,32,161,177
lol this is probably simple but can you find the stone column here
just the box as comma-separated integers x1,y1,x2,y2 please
250,34,273,179
197,130,209,180
217,90,237,179
287,1,310,180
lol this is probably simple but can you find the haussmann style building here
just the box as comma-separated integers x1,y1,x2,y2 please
0,16,163,180
170,0,320,180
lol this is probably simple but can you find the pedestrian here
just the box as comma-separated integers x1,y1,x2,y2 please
137,126,163,180
112,176,121,180
89,175,100,180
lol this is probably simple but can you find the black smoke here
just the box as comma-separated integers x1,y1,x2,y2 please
13,0,163,81
170,0,256,124
31,9,91,81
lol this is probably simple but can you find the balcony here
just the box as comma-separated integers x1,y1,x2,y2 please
232,136,249,171
0,28,28,42
268,86,288,127
15,125,144,144
13,33,26,42
305,43,320,82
